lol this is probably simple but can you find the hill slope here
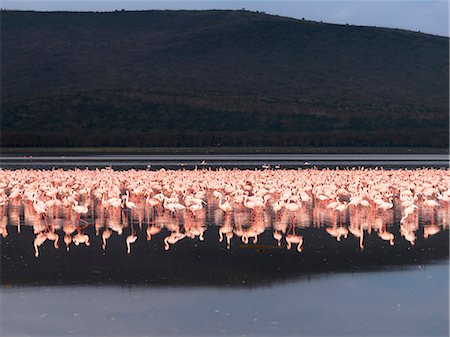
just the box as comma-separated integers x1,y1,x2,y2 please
1,10,448,147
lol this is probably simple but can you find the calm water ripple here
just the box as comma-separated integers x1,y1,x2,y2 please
0,154,448,169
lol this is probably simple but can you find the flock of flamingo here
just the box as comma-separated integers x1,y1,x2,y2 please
0,168,448,256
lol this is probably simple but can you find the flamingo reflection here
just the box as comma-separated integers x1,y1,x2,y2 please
0,167,447,256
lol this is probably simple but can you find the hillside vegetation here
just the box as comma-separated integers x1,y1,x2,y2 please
1,10,448,147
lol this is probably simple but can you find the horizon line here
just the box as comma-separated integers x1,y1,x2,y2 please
2,8,448,38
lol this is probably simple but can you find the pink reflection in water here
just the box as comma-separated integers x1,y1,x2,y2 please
0,168,448,255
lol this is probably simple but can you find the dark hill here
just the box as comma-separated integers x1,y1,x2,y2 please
1,10,448,147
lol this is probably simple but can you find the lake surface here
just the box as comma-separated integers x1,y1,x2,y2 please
1,263,448,336
0,154,448,169
0,159,448,336
1,200,448,336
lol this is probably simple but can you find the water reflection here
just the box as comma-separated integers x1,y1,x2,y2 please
1,264,448,336
0,186,449,252
1,190,449,256
1,168,449,286
1,204,448,287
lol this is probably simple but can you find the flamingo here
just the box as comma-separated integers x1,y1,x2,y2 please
378,197,394,211
188,202,204,214
64,234,72,251
401,204,418,223
273,230,282,246
126,227,137,254
108,197,122,209
73,233,90,246
163,199,186,217
424,225,440,238
146,224,161,241
102,228,112,250
336,226,348,239
63,223,76,251
326,226,343,241
34,232,47,257
0,166,448,259
33,198,47,216
72,203,88,215
285,224,303,252
349,225,364,250
218,195,233,213
348,196,362,207
335,202,348,212
123,191,137,210
46,231,59,249
284,198,302,212
423,198,439,208
326,196,341,209
164,232,186,250
286,232,303,252
243,195,257,210
272,200,284,214
378,230,394,245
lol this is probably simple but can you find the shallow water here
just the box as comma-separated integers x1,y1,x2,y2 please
1,263,448,336
0,154,448,169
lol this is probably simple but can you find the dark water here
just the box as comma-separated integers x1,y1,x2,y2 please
1,222,449,286
1,210,449,336
0,154,448,169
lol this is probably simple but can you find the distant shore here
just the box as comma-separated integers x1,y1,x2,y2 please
1,147,448,155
